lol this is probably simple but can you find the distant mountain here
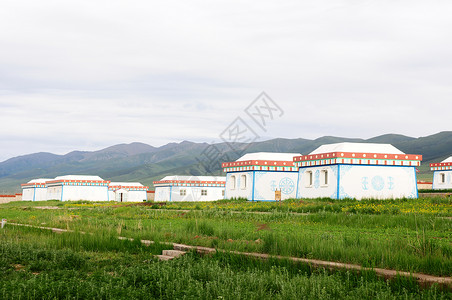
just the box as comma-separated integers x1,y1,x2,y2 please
0,132,451,193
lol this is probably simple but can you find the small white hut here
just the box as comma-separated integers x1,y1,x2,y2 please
153,175,225,202
294,143,422,200
21,178,52,201
222,152,301,201
45,175,110,201
108,182,148,202
430,157,452,190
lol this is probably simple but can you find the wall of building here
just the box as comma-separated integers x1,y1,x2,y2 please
22,188,36,201
297,165,339,199
225,171,254,200
225,171,298,201
35,187,48,201
22,187,48,201
0,195,17,204
147,191,155,201
46,186,63,200
298,164,417,199
155,186,171,201
417,181,433,190
58,185,109,201
123,190,147,202
432,170,452,190
155,186,224,202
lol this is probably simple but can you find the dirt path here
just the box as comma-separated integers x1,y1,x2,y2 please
146,208,311,216
6,222,451,288
171,243,451,288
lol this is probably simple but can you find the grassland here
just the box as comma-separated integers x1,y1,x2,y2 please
0,197,451,299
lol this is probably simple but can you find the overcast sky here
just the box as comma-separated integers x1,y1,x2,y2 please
1,0,451,162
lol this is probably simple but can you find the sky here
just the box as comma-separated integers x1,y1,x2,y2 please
1,0,451,162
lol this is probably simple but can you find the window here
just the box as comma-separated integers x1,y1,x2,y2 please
240,175,247,190
306,171,313,187
222,190,225,197
440,173,446,184
230,175,236,190
321,170,328,186
201,189,207,196
180,189,186,196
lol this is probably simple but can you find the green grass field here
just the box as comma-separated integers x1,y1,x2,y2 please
1,197,451,299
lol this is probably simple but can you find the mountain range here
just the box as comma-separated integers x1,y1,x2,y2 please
1,131,451,193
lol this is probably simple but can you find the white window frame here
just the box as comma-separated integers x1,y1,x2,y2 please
240,174,247,190
306,171,313,188
321,169,328,187
180,189,186,196
439,173,446,184
201,189,207,196
230,175,236,190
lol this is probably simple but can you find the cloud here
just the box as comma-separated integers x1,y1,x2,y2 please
1,0,451,161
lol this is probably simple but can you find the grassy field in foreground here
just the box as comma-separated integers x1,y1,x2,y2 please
0,226,450,299
0,197,451,299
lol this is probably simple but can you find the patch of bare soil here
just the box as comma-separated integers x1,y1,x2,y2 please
256,223,271,231
13,264,25,271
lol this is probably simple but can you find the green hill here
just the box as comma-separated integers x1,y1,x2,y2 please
1,132,451,193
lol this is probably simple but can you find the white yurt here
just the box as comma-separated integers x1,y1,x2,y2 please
430,156,452,190
154,175,225,202
45,175,110,201
222,152,301,201
294,143,422,200
21,178,52,201
108,182,148,202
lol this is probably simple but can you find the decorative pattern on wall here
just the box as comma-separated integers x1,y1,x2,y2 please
314,170,320,189
294,152,422,168
108,185,148,191
222,160,297,172
371,176,385,191
153,180,225,187
279,177,295,195
46,180,110,187
430,162,452,171
21,183,46,188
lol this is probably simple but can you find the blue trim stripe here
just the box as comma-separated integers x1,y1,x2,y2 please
432,171,436,190
251,171,256,201
295,171,301,198
336,164,341,200
227,170,297,174
414,166,419,198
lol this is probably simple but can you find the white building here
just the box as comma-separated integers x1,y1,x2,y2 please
108,182,148,202
222,152,301,201
153,175,225,202
294,143,422,200
430,157,452,190
46,175,111,201
21,178,52,201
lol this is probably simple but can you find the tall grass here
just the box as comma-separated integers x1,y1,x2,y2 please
1,199,451,276
1,226,450,299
